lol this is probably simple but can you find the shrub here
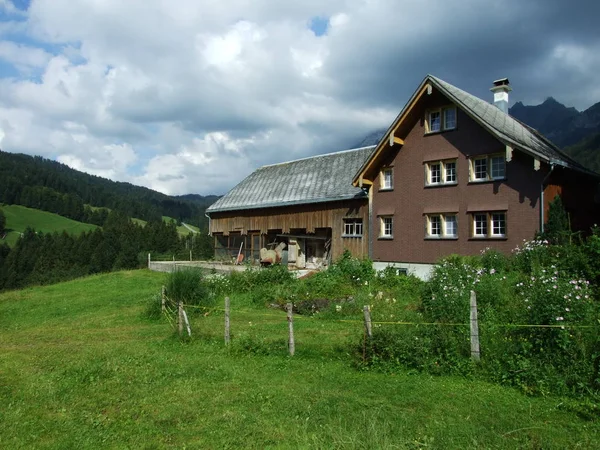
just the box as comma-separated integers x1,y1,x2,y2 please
165,268,209,308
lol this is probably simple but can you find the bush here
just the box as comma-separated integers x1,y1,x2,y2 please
361,245,600,397
165,268,209,308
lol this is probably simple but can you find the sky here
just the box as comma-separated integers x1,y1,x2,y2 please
0,0,599,196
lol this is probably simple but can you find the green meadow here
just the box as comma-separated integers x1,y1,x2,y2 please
1,269,598,448
0,204,98,247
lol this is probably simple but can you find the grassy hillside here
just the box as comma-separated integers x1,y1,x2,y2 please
131,215,200,237
0,270,598,448
1,204,98,247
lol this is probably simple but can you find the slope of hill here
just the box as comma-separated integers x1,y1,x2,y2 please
0,150,217,227
1,204,98,247
564,132,600,174
0,270,596,448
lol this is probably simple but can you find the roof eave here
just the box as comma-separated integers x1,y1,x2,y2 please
352,76,433,186
206,193,368,214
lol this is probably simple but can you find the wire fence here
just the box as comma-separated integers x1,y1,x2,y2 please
158,286,598,360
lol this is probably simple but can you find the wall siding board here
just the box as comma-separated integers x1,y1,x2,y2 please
209,199,369,260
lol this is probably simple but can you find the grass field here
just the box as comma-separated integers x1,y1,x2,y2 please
0,204,98,247
132,216,199,237
0,270,598,448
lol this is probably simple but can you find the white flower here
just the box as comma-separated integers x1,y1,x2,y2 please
335,305,342,312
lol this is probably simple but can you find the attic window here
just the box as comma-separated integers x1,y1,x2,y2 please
380,167,393,190
427,106,456,133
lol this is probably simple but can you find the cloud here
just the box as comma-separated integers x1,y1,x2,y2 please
0,40,51,71
0,0,598,196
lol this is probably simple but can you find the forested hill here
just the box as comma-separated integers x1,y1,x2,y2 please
0,150,218,227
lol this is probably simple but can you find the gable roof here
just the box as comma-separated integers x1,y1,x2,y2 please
206,146,375,213
354,74,597,185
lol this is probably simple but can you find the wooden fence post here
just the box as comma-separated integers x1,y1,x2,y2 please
190,250,192,262
363,305,373,338
161,285,166,313
178,301,184,337
224,296,231,345
286,303,295,356
470,290,481,362
182,308,191,337
148,253,151,268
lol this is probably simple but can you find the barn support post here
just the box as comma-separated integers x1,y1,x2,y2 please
161,285,166,313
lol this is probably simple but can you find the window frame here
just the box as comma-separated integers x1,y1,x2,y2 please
425,158,458,186
342,218,364,238
471,211,507,239
425,213,458,239
380,167,393,191
380,216,394,239
426,106,457,134
469,153,506,182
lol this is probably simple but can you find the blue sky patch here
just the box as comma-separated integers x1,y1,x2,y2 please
309,16,329,37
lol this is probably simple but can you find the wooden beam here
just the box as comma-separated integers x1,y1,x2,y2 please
355,83,428,183
389,136,404,146
505,145,513,162
534,158,541,171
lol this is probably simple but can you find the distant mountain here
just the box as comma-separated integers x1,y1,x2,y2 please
510,98,600,148
356,128,386,148
174,194,221,207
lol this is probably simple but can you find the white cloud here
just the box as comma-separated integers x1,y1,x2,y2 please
0,40,51,71
0,0,598,197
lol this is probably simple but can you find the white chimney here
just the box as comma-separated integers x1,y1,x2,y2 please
490,78,512,114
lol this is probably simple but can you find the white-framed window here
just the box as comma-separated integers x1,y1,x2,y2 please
443,107,456,130
426,214,458,238
445,161,456,183
425,159,458,186
380,216,393,238
470,154,506,182
343,219,363,237
472,212,507,238
473,213,488,237
490,155,506,179
445,215,457,237
381,167,393,190
491,212,506,237
427,106,457,133
429,111,441,132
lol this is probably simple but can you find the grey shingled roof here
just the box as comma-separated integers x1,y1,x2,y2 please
429,75,592,172
207,146,375,213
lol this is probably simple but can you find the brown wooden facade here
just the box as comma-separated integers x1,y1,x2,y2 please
209,199,369,263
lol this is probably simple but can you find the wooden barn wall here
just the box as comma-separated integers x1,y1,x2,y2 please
209,200,369,260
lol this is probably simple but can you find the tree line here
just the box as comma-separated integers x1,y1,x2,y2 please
0,150,217,227
0,209,214,291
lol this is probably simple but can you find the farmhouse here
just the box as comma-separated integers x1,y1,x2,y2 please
207,74,600,277
205,146,373,268
353,75,600,278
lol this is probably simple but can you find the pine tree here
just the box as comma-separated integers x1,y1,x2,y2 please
544,195,571,245
0,208,5,235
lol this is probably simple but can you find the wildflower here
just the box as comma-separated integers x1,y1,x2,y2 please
490,269,496,274
335,305,342,312
555,317,564,321
576,295,581,300
565,308,570,312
